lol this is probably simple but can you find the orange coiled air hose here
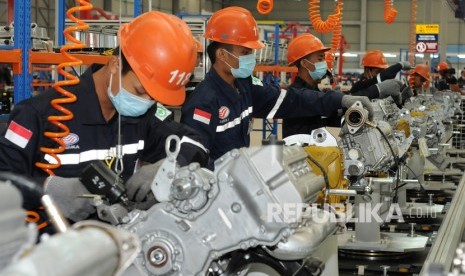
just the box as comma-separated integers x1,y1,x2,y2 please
309,0,342,34
327,1,343,69
35,0,92,175
257,0,273,15
308,0,343,74
408,74,416,89
384,0,398,24
26,210,48,230
409,0,417,65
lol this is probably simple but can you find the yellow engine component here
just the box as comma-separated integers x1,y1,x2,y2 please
410,111,425,118
396,118,411,137
304,146,348,204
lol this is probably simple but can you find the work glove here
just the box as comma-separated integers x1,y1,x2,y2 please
376,79,402,104
126,160,163,209
398,61,412,70
341,95,374,120
44,176,95,222
400,84,414,104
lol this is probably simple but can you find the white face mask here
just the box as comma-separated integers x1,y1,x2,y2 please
223,49,257,79
107,73,155,117
303,59,328,80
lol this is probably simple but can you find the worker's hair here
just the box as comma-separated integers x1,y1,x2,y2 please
112,47,132,75
207,42,233,64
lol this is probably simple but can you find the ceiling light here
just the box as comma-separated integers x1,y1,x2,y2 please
342,53,358,57
415,53,424,58
384,53,397,58
458,54,465,59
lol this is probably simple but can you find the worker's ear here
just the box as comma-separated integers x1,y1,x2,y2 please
217,47,228,63
108,56,120,75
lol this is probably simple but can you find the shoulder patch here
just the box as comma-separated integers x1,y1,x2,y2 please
251,76,263,86
155,103,172,121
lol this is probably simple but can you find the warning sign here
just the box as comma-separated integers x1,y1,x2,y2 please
416,24,439,34
415,34,438,53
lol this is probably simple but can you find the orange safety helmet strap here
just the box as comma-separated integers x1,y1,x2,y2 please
287,33,331,65
204,6,264,49
119,12,197,106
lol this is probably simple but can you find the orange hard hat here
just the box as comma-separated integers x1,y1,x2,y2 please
204,6,264,49
437,61,449,72
411,64,431,81
361,50,388,69
194,38,203,53
287,33,331,65
119,11,197,106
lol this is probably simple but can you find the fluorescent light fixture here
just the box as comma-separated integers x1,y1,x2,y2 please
384,53,397,58
415,53,424,58
342,53,358,57
458,54,465,59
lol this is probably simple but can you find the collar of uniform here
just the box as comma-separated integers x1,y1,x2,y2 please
291,76,319,91
75,64,106,125
207,68,242,103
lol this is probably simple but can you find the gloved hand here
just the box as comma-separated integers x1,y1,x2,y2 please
398,61,412,70
126,160,163,205
341,95,374,120
376,79,402,104
400,84,413,104
44,176,95,222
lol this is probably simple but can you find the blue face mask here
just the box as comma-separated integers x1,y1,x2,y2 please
224,49,256,79
304,60,328,81
107,73,155,117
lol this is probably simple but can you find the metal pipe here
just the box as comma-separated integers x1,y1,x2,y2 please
41,195,70,233
369,178,395,184
402,179,419,183
328,189,357,196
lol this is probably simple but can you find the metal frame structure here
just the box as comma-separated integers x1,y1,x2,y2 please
420,173,465,275
0,0,142,112
13,0,32,104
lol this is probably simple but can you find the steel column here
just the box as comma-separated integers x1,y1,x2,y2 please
13,0,32,104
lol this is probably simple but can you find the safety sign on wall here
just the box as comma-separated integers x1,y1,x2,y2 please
415,24,439,53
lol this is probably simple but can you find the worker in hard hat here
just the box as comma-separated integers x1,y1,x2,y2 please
181,7,373,166
350,50,410,103
435,61,460,92
282,34,371,138
0,12,208,223
459,69,465,90
408,64,431,96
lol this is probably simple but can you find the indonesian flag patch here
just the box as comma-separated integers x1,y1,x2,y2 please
193,108,211,125
5,121,33,148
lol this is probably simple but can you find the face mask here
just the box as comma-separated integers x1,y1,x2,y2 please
304,60,328,80
107,73,155,117
223,49,256,79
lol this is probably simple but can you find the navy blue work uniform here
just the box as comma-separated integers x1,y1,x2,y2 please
181,68,345,165
350,63,402,99
282,77,342,138
436,76,458,91
0,64,208,182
